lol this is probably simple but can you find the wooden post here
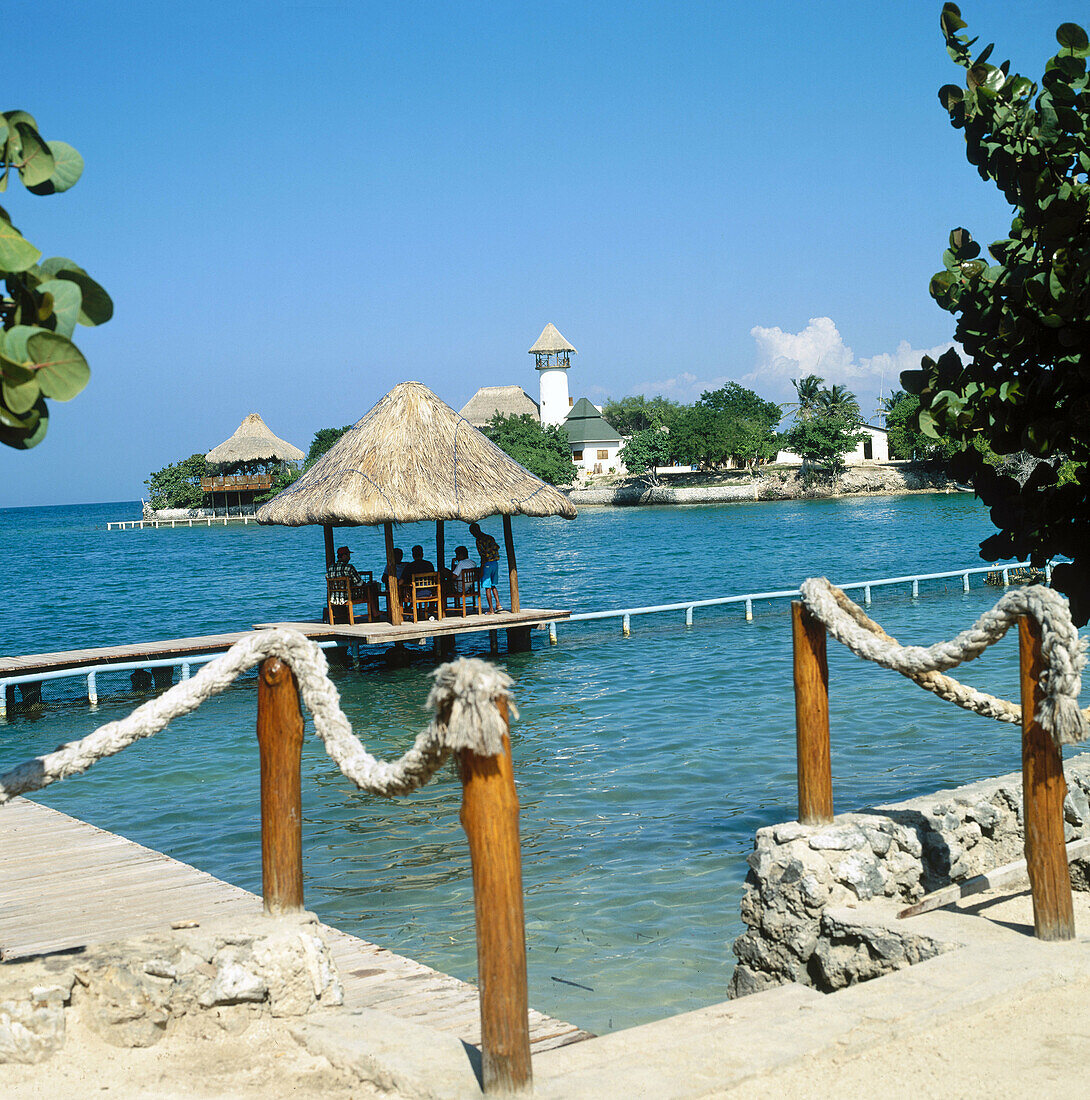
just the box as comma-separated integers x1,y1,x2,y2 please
502,514,520,614
1019,616,1075,940
436,519,445,574
256,657,305,915
323,524,335,571
384,522,403,626
457,697,532,1095
792,601,833,825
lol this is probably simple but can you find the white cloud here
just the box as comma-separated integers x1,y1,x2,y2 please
625,317,955,423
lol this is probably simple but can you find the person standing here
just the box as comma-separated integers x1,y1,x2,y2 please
468,522,503,613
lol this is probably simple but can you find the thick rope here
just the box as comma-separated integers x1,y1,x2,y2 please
800,579,1089,748
0,629,516,805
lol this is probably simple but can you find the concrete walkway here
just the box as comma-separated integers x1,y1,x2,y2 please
296,888,1090,1098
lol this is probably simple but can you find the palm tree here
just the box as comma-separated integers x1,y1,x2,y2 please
875,389,907,427
818,383,861,421
784,374,824,421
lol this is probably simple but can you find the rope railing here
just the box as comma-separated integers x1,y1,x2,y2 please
0,628,532,1094
792,579,1087,942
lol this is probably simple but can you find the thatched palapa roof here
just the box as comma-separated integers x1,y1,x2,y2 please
529,323,576,356
459,385,540,428
256,381,577,526
206,413,304,465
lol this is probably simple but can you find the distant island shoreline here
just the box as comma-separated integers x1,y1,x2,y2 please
565,463,957,507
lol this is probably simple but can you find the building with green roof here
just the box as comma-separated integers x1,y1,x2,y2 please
563,397,625,474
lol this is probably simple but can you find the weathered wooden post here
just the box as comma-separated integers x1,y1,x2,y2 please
436,519,445,578
323,524,335,571
1019,616,1075,940
384,521,403,626
256,657,305,915
792,601,833,825
502,514,520,614
457,695,532,1095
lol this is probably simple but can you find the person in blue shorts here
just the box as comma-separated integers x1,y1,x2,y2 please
468,522,503,613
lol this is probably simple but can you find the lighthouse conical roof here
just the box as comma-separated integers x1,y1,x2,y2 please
529,323,577,355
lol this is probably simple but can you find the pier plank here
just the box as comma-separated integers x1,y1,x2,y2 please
0,799,591,1051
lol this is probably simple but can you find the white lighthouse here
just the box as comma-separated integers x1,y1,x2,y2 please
530,323,577,427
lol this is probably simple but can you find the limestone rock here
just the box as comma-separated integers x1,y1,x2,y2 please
198,963,267,1008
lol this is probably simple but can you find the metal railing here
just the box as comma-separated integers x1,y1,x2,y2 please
0,641,339,721
549,560,1048,641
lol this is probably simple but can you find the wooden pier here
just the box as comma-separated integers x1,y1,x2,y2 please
0,797,591,1053
107,516,261,529
256,607,571,646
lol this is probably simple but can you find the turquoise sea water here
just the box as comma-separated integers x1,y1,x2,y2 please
0,495,1069,1033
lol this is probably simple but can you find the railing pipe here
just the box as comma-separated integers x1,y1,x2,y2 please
864,585,872,605
685,605,694,626
456,696,532,1095
256,656,305,915
622,613,631,637
912,579,919,599
1019,616,1075,940
87,672,97,707
745,598,753,621
963,572,970,592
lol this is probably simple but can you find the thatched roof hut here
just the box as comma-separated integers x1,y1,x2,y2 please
529,323,576,355
459,385,540,428
206,413,304,466
258,381,575,526
257,382,575,623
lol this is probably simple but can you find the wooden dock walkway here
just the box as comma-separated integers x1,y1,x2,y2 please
0,798,591,1053
257,607,570,645
0,632,256,678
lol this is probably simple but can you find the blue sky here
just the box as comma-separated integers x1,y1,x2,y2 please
2,1,1078,506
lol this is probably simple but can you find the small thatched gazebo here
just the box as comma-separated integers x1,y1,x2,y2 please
257,381,576,624
203,413,305,516
206,413,305,466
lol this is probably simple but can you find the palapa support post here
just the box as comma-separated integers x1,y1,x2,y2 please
1019,615,1075,941
256,657,305,915
323,524,335,571
456,696,532,1095
384,522,403,626
792,601,833,825
436,519,445,578
502,514,520,614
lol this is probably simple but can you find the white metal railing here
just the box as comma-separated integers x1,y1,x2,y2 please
548,560,1049,641
107,516,259,530
0,641,339,721
1,561,1052,717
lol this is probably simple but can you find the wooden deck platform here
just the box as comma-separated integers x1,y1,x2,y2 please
0,632,255,678
0,797,591,1053
0,609,569,685
256,607,570,645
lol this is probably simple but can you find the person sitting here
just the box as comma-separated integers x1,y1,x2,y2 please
400,544,436,584
451,545,474,579
468,522,503,614
327,546,376,616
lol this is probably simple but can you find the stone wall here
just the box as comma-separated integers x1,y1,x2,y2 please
0,912,343,1064
729,753,1090,998
567,465,951,507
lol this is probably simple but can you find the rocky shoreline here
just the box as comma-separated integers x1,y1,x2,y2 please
566,464,955,507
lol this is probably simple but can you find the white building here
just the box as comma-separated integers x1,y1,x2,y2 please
564,397,625,474
530,322,576,426
458,322,627,474
776,423,889,466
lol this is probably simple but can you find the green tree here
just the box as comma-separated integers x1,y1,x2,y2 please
0,111,113,449
667,382,781,468
305,425,352,467
903,6,1090,620
817,384,861,419
600,394,683,435
781,412,866,476
145,454,213,509
483,413,576,486
254,463,301,503
619,427,672,482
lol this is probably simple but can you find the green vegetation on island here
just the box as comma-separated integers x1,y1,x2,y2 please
905,5,1090,622
482,413,577,486
0,110,113,450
